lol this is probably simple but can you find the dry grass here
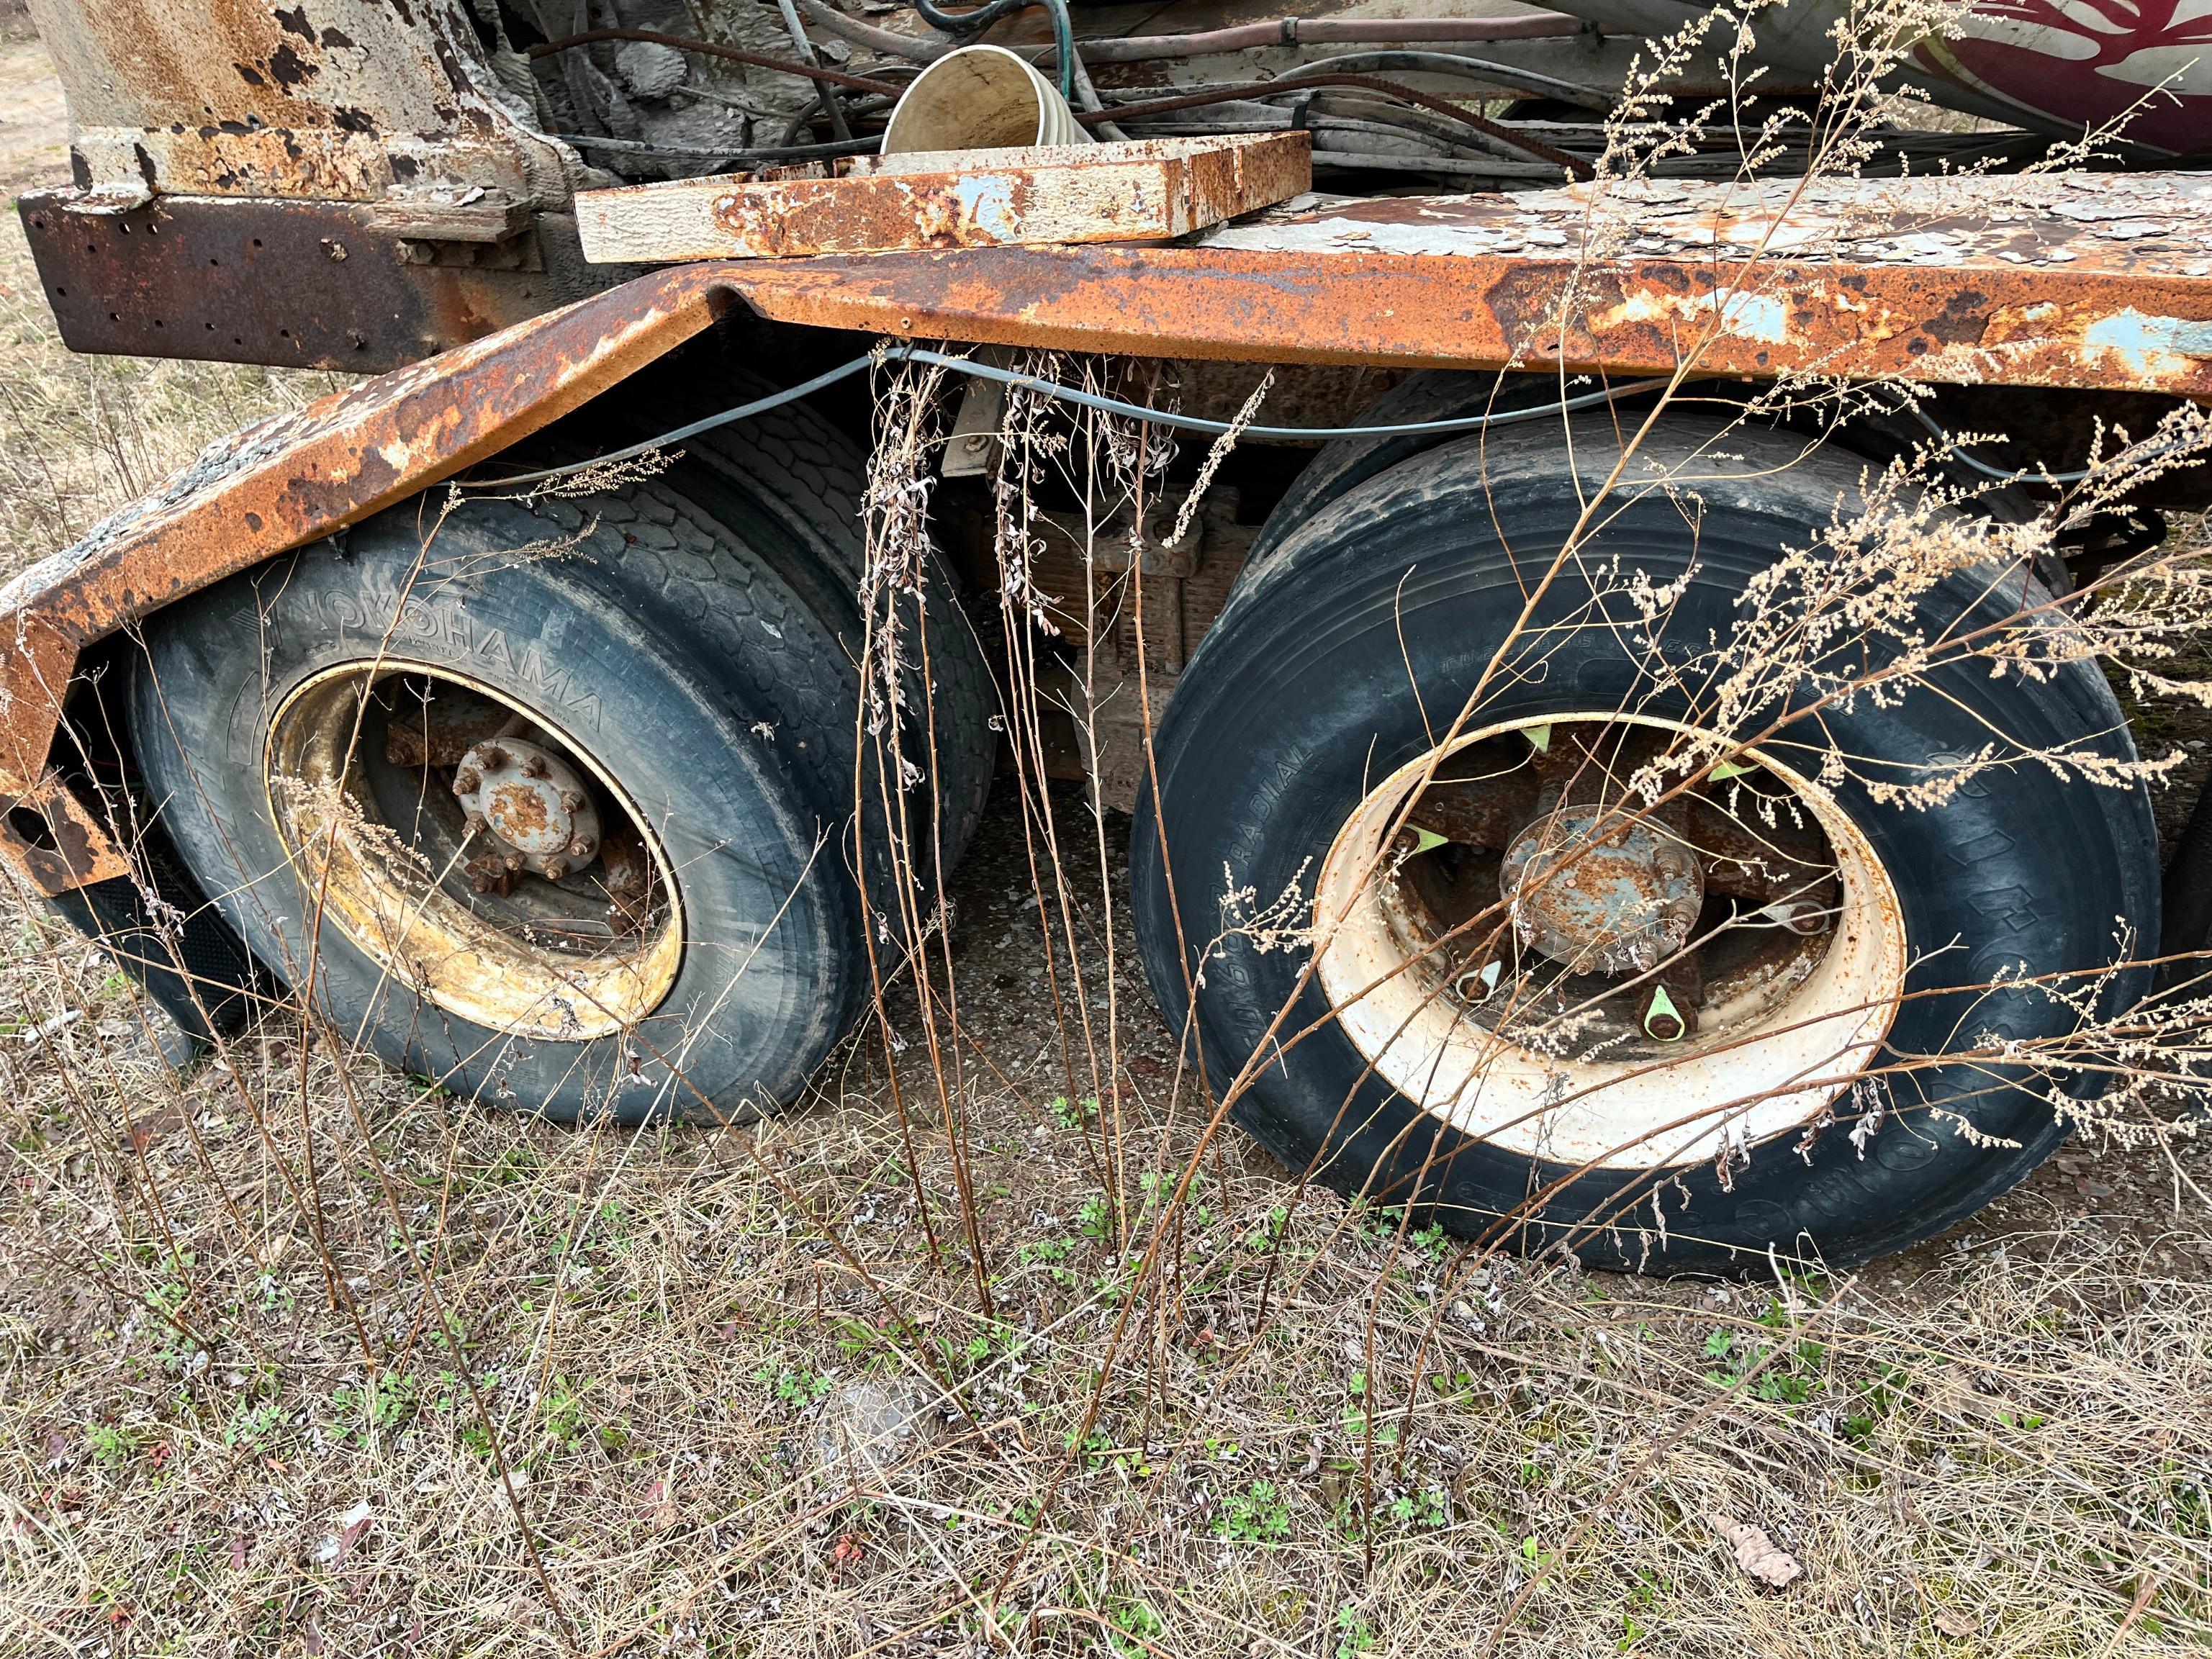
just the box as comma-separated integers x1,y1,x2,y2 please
2,36,2211,1659
1,832,2209,1656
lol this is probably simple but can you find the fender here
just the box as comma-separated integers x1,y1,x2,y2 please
0,264,744,898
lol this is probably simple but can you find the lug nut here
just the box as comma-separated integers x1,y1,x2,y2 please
477,746,505,770
463,810,488,836
542,857,567,881
502,851,525,873
520,754,549,779
569,836,595,859
559,789,586,813
453,767,481,795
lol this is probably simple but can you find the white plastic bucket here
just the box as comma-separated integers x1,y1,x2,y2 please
880,44,1093,155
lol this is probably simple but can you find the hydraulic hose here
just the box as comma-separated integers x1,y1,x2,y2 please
1083,73,1594,176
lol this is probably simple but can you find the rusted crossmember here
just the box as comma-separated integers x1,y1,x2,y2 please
2,170,2206,895
727,171,2212,392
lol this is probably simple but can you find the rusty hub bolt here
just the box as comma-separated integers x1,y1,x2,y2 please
1499,808,1705,977
462,810,488,837
451,736,602,881
452,767,482,796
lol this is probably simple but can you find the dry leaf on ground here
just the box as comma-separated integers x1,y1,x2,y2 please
1709,1512,1804,1588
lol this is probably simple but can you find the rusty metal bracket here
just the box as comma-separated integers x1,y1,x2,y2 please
0,263,744,893
17,191,634,373
0,778,132,898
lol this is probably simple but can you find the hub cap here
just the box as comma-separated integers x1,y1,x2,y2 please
454,738,603,881
1312,715,1908,1168
1500,808,1705,975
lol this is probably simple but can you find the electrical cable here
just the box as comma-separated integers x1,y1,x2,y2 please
1900,402,2097,484
1076,14,1586,60
464,346,1672,489
1288,49,1610,111
552,131,882,162
790,1,1582,65
773,0,855,142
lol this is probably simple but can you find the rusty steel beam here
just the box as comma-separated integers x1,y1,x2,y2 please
721,173,2212,398
575,135,1313,263
0,264,743,895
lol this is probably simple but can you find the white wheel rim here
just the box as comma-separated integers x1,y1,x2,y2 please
1312,713,1908,1169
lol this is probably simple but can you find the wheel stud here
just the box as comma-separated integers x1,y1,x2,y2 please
543,857,567,881
520,754,549,779
559,789,585,813
453,767,480,795
1643,984,1687,1043
463,810,487,836
569,835,594,859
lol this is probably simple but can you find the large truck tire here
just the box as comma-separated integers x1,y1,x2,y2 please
1132,416,2157,1271
130,485,866,1123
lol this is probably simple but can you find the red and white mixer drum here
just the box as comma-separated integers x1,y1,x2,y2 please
1920,0,2211,153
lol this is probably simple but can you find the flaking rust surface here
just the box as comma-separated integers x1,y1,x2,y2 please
725,171,2212,395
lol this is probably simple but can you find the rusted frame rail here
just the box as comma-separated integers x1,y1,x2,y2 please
1,170,2206,896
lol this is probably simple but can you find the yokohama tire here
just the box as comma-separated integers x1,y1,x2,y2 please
1133,418,2157,1271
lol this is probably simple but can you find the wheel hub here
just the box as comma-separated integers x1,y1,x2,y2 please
264,664,682,1041
1311,713,1908,1168
453,737,602,880
1499,808,1704,975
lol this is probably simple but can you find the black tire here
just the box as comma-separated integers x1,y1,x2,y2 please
1249,373,2048,591
131,496,860,1123
1247,369,1558,569
1134,417,2157,1272
600,366,999,872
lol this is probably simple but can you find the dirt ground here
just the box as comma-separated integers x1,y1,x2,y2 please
0,35,2208,1659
